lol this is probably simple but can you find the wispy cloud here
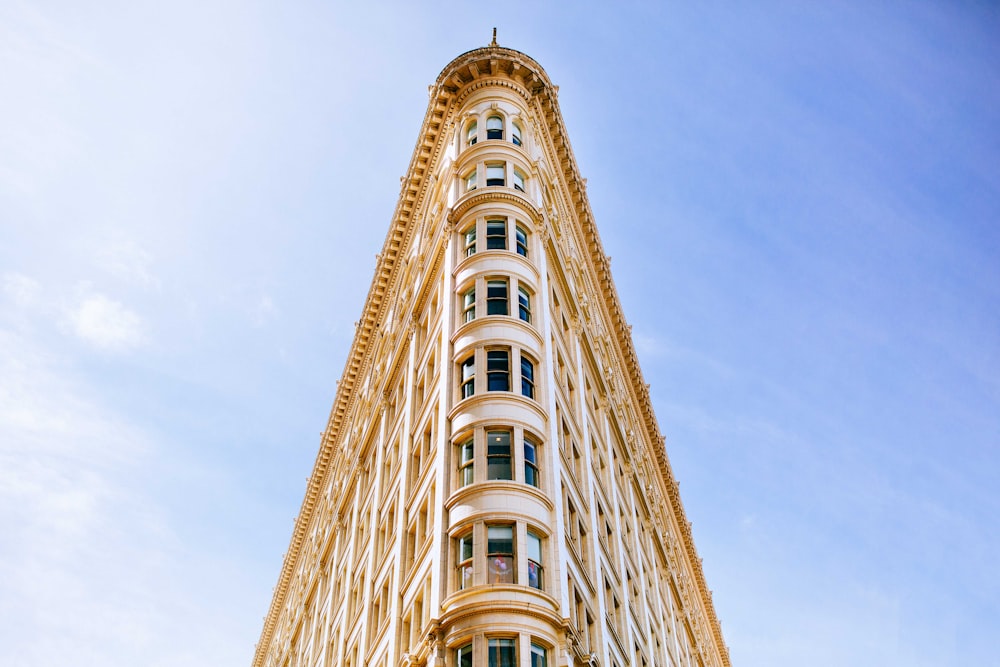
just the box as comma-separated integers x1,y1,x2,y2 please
67,290,145,351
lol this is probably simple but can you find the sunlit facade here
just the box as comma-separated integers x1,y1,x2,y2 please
253,41,729,667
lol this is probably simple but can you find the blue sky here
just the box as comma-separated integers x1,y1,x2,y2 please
1,1,997,665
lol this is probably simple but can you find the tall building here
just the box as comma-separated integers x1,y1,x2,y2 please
254,39,729,667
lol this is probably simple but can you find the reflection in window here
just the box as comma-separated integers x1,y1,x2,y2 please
512,121,522,146
513,168,525,192
457,531,474,589
518,287,531,322
457,644,473,667
515,225,528,257
459,440,474,486
466,120,478,146
487,526,514,584
464,227,477,257
530,644,547,667
520,356,535,399
527,532,543,590
463,287,476,323
461,356,475,398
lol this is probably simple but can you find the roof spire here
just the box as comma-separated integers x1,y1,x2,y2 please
491,27,498,46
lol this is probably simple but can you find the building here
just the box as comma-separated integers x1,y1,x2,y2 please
253,38,730,667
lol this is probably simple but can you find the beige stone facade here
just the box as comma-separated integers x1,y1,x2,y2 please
253,42,730,667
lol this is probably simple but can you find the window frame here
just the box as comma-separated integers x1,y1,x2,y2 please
524,437,539,488
486,430,513,481
485,219,507,250
465,169,477,191
517,286,531,323
527,531,543,590
515,225,528,257
486,115,504,141
486,163,505,187
460,356,475,399
512,168,525,192
486,526,515,584
459,439,475,487
462,286,476,323
457,530,474,590
463,226,477,257
520,354,535,399
511,121,522,146
486,279,509,316
486,348,510,392
466,120,478,147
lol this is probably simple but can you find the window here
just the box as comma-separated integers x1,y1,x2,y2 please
466,120,477,146
486,115,503,140
512,121,522,146
457,531,473,589
486,349,510,391
487,527,514,583
459,440,474,486
524,437,539,487
486,280,508,316
464,226,477,257
461,356,475,398
486,220,506,249
517,287,531,322
465,170,477,191
530,643,547,667
462,287,476,323
527,531,543,590
513,168,525,192
486,163,505,187
457,644,473,667
520,355,535,399
487,430,512,480
515,225,528,257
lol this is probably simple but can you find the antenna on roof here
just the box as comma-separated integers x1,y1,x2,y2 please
491,27,498,46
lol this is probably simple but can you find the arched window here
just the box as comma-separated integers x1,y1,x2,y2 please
486,115,503,140
486,163,505,187
466,120,478,146
511,121,522,146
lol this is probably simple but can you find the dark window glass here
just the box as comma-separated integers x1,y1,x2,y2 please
486,350,510,391
458,644,473,667
461,357,475,398
518,287,530,322
486,220,507,250
486,116,503,140
515,226,528,257
489,638,516,667
487,431,512,480
524,438,539,487
487,280,508,315
530,644,547,667
520,356,535,399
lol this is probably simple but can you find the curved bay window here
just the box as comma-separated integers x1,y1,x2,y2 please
453,426,543,490
466,120,478,146
487,526,514,584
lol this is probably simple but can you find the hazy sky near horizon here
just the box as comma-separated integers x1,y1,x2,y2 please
1,1,997,665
